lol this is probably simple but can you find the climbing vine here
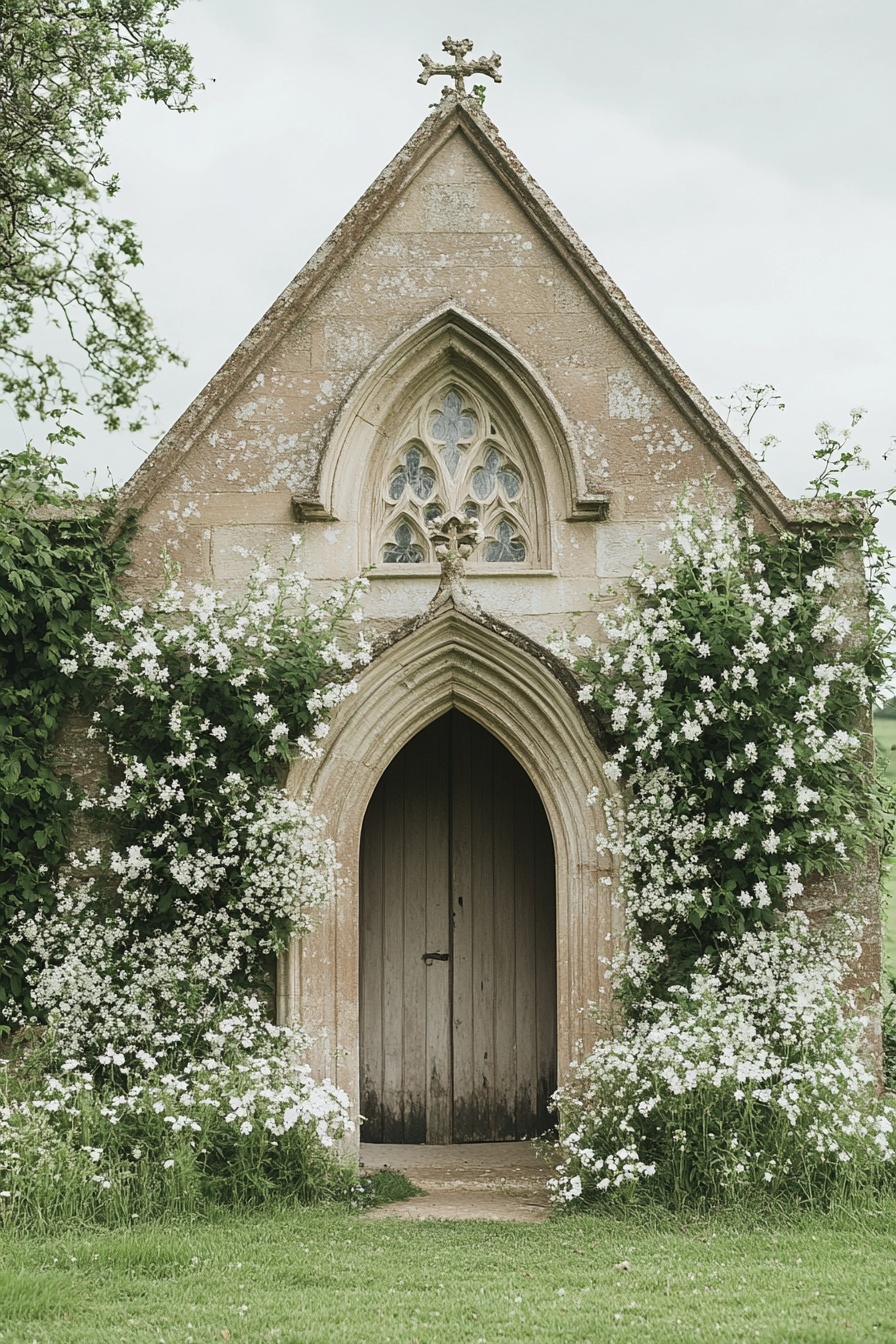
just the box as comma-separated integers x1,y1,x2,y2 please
548,483,896,1207
12,548,372,1057
1,541,371,1226
0,447,131,1020
553,494,889,998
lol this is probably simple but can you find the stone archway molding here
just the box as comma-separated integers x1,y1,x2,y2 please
302,304,609,532
281,590,621,1145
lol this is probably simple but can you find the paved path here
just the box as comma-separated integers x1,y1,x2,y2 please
361,1141,554,1222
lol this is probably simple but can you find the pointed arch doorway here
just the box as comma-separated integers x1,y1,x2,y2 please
359,709,557,1144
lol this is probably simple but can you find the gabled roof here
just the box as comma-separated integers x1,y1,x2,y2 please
119,92,800,525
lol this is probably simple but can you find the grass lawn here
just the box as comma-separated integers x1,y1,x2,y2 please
1,1203,896,1344
875,716,896,975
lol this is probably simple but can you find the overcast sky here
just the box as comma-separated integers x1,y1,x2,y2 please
7,0,895,522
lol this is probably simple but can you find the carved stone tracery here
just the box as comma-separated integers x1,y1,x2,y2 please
378,384,534,567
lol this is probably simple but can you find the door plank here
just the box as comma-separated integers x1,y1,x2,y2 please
491,730,519,1139
469,720,497,1142
402,724,430,1143
513,767,538,1137
379,744,406,1142
449,712,476,1142
424,716,452,1142
359,780,385,1141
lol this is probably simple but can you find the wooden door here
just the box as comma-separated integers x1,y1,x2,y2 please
360,711,556,1143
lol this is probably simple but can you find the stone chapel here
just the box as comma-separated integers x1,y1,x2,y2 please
113,46,880,1147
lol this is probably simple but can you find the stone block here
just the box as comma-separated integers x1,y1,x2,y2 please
552,520,600,576
596,522,666,578
190,492,294,526
210,524,295,588
298,522,360,579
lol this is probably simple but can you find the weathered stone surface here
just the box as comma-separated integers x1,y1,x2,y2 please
799,847,883,1069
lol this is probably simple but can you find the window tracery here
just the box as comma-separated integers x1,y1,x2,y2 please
377,386,535,567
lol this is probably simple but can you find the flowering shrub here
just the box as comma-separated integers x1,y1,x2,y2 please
549,489,895,1207
0,447,130,1016
552,915,895,1208
1,545,370,1226
552,495,886,997
1,999,354,1228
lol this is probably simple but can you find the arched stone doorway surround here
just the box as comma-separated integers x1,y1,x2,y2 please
281,592,621,1147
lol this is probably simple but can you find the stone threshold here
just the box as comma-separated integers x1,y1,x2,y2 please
360,1140,554,1223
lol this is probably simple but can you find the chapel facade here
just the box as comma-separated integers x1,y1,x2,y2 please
114,57,881,1146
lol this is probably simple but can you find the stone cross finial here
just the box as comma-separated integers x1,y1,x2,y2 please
427,510,482,586
418,37,502,99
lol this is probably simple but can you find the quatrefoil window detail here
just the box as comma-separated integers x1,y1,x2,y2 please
388,447,436,502
377,384,535,567
431,390,476,476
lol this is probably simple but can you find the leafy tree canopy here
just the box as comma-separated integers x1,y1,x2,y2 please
0,0,199,444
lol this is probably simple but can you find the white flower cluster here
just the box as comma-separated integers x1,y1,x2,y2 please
13,785,336,1064
550,498,871,990
0,999,353,1221
22,546,369,1053
549,492,888,1205
80,547,369,761
551,915,894,1204
2,548,370,1222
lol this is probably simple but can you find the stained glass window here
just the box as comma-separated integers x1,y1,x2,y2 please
472,448,522,502
383,522,425,564
376,384,534,567
484,519,526,563
388,446,436,502
430,390,476,477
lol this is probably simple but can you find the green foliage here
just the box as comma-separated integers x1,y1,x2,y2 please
0,0,199,442
0,446,130,1022
884,979,896,1090
572,507,889,993
51,551,368,1010
0,1014,358,1230
551,478,896,1210
875,715,896,983
0,497,366,1229
355,1166,422,1208
805,409,896,698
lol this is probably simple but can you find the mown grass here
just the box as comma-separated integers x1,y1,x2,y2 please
875,716,896,974
1,1201,895,1343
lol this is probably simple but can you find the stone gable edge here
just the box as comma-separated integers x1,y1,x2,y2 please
117,93,813,530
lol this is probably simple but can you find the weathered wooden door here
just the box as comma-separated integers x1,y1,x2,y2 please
360,710,556,1143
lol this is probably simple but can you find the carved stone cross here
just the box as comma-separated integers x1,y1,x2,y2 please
427,510,481,586
418,36,502,98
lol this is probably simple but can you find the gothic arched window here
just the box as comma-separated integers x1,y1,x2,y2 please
376,385,535,568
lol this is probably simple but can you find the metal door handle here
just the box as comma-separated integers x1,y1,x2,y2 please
422,951,449,964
